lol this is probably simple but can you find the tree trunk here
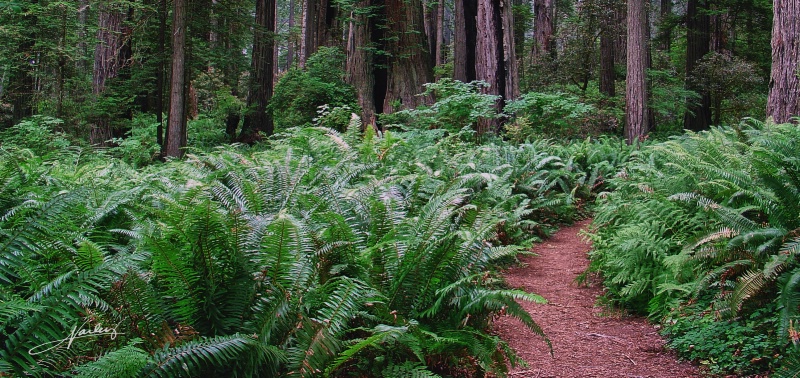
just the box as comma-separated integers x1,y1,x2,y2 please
165,0,188,157
423,0,437,66
659,0,672,51
599,3,615,97
766,0,800,123
435,0,445,72
346,4,378,128
475,0,517,134
240,0,276,143
532,0,554,62
300,0,339,66
157,0,167,148
625,0,648,144
288,0,295,68
90,2,130,146
454,0,477,82
8,3,36,127
382,0,434,113
683,0,711,131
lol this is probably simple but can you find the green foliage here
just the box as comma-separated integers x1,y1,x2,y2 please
0,114,641,376
588,119,800,374
382,79,500,132
504,92,595,140
271,47,358,128
0,116,78,155
663,304,781,375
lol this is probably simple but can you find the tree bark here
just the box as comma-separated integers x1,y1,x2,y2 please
435,0,445,73
532,0,554,62
157,0,167,148
288,0,295,68
240,0,276,142
382,0,434,113
766,0,800,123
165,0,188,157
625,0,649,144
300,0,339,67
454,0,477,82
599,3,615,97
346,3,378,128
475,0,517,134
90,2,131,146
683,0,711,131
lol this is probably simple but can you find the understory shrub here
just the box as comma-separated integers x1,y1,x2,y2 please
271,47,358,128
0,117,633,377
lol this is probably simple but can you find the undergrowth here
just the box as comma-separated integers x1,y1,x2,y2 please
0,115,631,377
588,119,800,376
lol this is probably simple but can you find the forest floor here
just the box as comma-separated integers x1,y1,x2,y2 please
494,218,702,378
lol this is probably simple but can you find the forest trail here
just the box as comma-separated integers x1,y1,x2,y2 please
494,219,701,378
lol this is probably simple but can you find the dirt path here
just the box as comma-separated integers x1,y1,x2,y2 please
494,219,701,378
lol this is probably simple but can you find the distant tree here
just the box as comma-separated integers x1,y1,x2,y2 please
453,0,517,134
532,0,554,62
240,0,276,142
683,0,712,131
90,1,132,146
165,0,188,157
599,0,615,97
766,0,799,123
345,0,433,128
625,0,648,143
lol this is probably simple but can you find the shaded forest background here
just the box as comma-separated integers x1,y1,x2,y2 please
1,0,797,154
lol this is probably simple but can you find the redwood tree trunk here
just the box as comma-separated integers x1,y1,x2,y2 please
346,2,378,128
454,0,478,83
91,2,130,146
625,0,648,144
165,0,188,157
382,0,434,113
599,5,615,97
475,0,517,134
435,0,445,72
766,0,799,123
240,0,276,142
683,0,711,131
300,0,338,66
532,0,554,62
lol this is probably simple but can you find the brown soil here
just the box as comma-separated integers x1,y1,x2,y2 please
494,219,701,378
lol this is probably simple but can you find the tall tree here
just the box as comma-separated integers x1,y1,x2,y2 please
532,0,554,62
240,0,276,142
345,0,378,128
454,0,477,82
454,0,518,133
345,0,433,125
683,0,712,131
300,0,339,67
766,0,799,123
599,3,615,97
625,0,648,143
382,0,433,113
165,0,188,157
90,2,132,146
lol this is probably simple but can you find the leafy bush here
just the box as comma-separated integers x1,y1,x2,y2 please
271,47,358,128
504,92,595,139
382,79,500,132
